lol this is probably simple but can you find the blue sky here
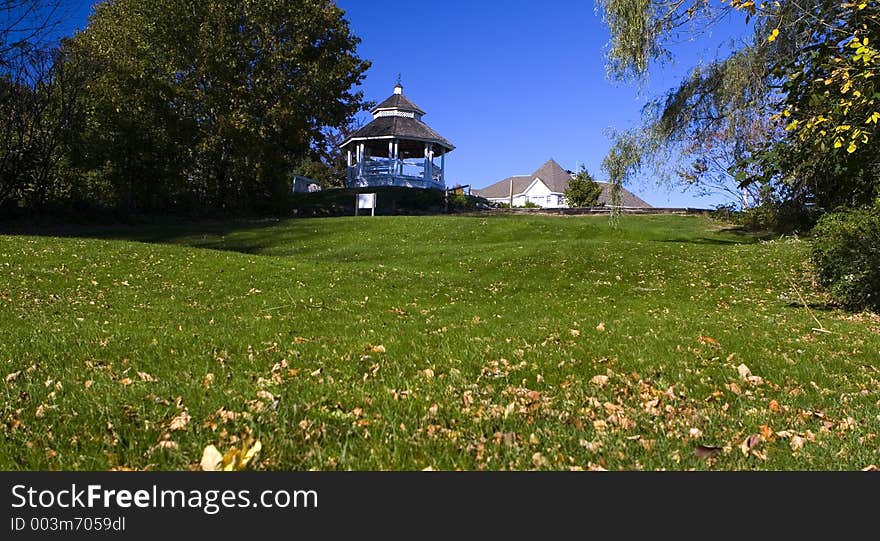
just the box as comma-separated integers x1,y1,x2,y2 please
63,1,749,208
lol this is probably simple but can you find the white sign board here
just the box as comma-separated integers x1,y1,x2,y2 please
356,193,376,216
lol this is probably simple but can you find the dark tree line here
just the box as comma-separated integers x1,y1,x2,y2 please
0,0,370,217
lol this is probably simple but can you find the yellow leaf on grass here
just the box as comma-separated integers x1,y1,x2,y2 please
201,439,262,472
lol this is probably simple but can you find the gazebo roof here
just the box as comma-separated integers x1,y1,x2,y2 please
342,115,454,151
341,84,454,151
370,92,425,115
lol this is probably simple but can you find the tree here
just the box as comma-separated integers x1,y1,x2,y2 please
597,0,880,213
0,1,88,213
70,0,370,212
564,166,603,207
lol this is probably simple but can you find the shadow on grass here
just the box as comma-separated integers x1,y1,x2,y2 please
0,217,314,256
784,301,838,313
659,236,760,246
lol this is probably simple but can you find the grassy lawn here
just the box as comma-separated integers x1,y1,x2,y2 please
1,214,878,470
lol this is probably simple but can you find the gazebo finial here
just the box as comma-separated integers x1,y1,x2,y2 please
394,73,403,94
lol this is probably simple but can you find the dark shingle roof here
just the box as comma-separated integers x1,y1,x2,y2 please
472,175,533,199
370,93,425,115
473,158,652,208
596,182,652,208
531,158,572,193
341,116,454,150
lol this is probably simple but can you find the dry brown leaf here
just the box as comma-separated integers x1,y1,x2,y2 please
137,371,155,382
119,377,133,386
694,445,723,459
570,329,581,337
370,344,386,353
5,371,21,383
590,375,610,387
256,390,274,401
737,364,752,380
169,411,191,431
740,433,763,457
769,399,781,412
697,335,720,348
155,440,179,450
862,465,878,471
596,322,606,332
790,435,806,452
759,425,774,441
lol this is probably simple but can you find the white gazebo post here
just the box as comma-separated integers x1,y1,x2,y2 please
357,142,365,180
440,151,445,186
388,141,394,176
423,143,431,183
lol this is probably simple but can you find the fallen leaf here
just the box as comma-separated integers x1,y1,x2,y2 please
119,377,133,386
740,434,763,457
862,465,878,472
694,445,723,459
790,435,805,452
689,427,703,439
737,364,752,380
759,425,774,441
256,390,275,401
5,371,21,383
371,344,386,353
769,399,781,413
155,440,178,450
137,371,155,382
590,375,609,387
169,411,191,431
200,445,223,471
596,322,606,332
531,452,548,468
570,329,581,337
697,335,720,347
203,373,214,389
423,368,434,379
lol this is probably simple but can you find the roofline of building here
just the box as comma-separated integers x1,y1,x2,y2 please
340,135,455,152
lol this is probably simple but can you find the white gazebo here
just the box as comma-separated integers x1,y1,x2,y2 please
339,83,454,190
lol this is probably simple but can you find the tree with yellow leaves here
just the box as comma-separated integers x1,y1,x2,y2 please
598,0,880,212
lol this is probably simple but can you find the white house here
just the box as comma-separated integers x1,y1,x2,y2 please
473,159,651,209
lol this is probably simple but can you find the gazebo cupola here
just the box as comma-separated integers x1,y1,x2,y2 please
340,83,454,189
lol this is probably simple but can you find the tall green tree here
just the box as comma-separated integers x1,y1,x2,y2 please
71,0,370,212
563,166,603,207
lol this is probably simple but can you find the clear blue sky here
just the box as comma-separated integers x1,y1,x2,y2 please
63,1,748,208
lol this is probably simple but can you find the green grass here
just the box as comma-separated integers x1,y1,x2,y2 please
1,215,878,470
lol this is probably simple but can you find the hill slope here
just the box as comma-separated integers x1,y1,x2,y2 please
1,215,878,470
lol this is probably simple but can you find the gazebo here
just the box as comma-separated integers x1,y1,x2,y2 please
340,83,454,190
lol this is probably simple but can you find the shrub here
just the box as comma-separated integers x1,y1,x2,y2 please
520,201,541,208
811,205,880,311
563,166,602,207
